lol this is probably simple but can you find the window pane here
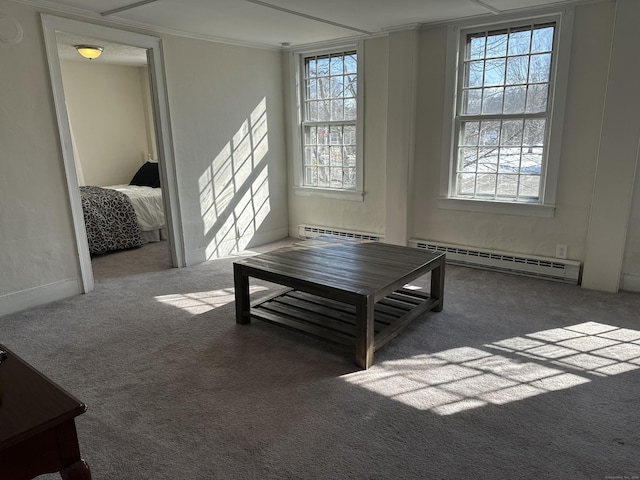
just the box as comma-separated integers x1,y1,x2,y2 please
469,35,486,60
345,53,357,73
463,89,482,114
486,31,507,58
466,61,484,88
317,126,329,144
479,121,500,145
344,125,356,144
317,56,329,76
532,26,554,53
521,147,543,174
459,147,478,172
525,84,548,113
503,86,526,114
305,166,317,185
305,126,316,145
477,174,497,195
307,58,316,78
330,146,343,166
344,99,357,120
478,147,498,172
330,76,344,98
343,168,356,188
518,175,540,198
344,146,356,166
306,101,318,121
482,87,503,114
498,147,521,172
524,119,546,146
330,125,342,144
461,121,480,146
501,120,523,145
331,99,344,120
318,145,329,165
317,166,330,187
330,167,343,187
508,29,531,55
457,173,476,195
485,58,505,86
330,55,344,75
497,174,518,197
505,56,528,85
304,146,315,165
528,53,551,83
307,78,317,99
318,100,331,121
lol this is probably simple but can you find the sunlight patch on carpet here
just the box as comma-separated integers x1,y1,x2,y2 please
154,286,268,315
342,322,640,415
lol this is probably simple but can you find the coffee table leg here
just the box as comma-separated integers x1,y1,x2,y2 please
355,295,375,369
431,257,446,312
234,264,250,324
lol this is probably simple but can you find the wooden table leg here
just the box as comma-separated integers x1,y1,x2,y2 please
354,295,375,369
234,264,251,324
60,459,91,480
431,257,446,312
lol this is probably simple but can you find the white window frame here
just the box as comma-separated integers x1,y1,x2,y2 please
290,41,364,201
439,9,574,217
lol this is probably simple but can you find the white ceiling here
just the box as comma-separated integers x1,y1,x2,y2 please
34,0,592,65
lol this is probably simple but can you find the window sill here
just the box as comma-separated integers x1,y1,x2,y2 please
438,197,555,217
293,186,364,202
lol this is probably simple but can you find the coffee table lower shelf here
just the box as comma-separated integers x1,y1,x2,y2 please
250,287,439,353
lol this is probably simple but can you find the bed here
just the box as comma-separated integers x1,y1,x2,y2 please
80,161,166,255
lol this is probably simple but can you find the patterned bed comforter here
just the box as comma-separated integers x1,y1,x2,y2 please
80,186,143,255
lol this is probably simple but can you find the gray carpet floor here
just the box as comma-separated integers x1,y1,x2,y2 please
1,238,639,479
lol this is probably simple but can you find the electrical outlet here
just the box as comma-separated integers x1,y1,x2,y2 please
556,244,567,259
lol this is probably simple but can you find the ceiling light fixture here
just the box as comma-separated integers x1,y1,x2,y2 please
74,44,104,60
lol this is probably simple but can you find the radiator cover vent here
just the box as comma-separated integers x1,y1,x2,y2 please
408,239,581,284
298,224,382,242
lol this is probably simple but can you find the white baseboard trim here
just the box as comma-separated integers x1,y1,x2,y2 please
0,278,82,317
184,227,290,266
620,274,640,292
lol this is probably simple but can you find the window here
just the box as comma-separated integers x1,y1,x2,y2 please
441,11,573,216
294,46,363,198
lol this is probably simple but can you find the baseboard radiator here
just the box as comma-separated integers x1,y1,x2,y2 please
408,239,581,284
297,224,383,242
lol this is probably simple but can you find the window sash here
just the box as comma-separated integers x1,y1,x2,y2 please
452,21,558,203
300,50,358,191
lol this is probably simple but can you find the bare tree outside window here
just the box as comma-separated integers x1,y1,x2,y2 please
456,23,555,202
302,51,357,189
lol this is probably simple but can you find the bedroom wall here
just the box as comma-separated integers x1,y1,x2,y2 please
60,60,153,186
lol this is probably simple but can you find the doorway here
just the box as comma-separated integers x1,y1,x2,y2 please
41,15,185,292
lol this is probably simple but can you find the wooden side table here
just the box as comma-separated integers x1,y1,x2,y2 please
0,345,91,480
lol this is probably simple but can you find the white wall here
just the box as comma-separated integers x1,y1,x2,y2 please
60,61,153,186
0,2,289,315
286,1,640,292
0,2,80,308
161,35,289,264
412,2,614,261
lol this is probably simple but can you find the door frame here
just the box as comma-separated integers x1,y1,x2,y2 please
41,14,185,292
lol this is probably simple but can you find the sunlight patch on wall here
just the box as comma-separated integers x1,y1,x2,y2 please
155,286,267,315
342,322,640,415
198,98,271,259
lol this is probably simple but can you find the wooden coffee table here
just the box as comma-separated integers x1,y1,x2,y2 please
234,238,445,368
0,345,91,480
